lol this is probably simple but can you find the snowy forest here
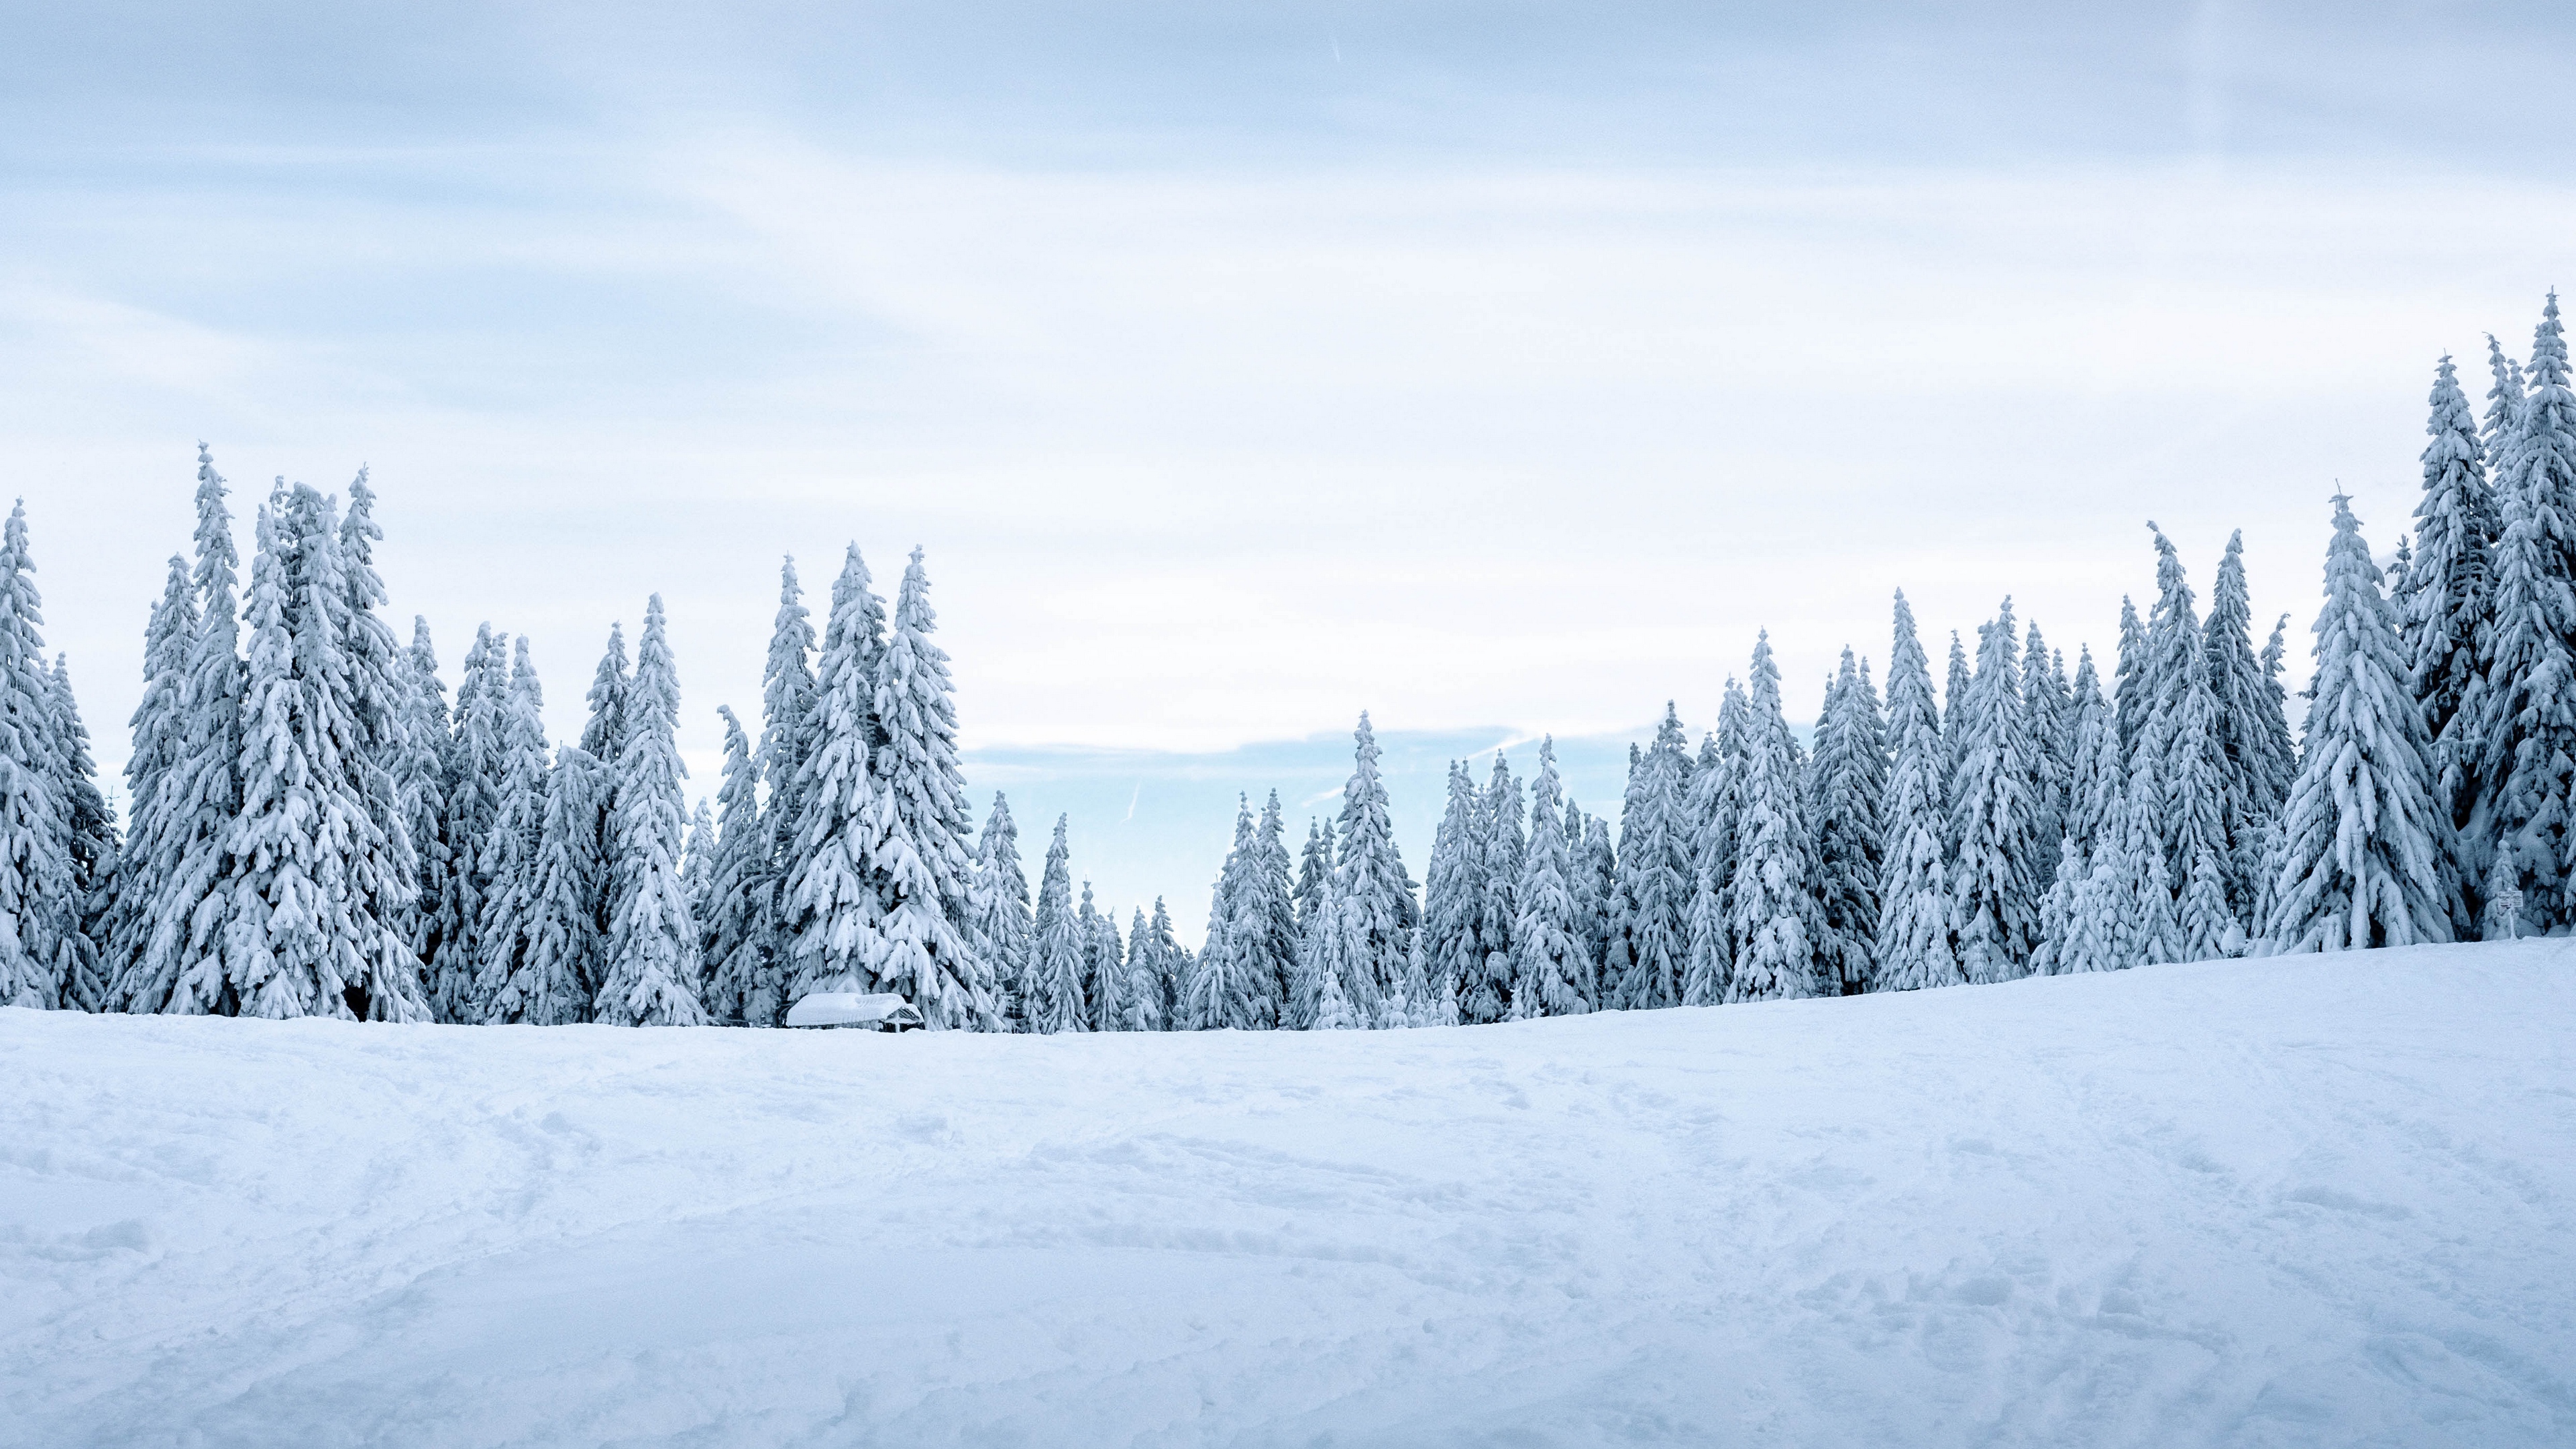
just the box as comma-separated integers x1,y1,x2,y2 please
2,292,2571,1031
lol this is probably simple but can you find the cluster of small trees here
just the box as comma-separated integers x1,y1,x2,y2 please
0,292,2559,1027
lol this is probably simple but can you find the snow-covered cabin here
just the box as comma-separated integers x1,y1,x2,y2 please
783,991,925,1032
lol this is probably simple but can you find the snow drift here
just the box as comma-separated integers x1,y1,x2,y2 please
6,941,2573,1447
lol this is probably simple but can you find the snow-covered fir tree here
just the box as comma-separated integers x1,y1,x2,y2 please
1680,685,1743,1008
1612,705,1692,1009
435,623,510,1021
1310,950,1360,1030
2402,357,2500,901
1145,896,1183,1028
1247,791,1297,1024
755,558,818,975
2471,295,2576,934
1293,817,1334,937
1509,737,1591,1016
101,552,194,1002
580,622,629,761
1079,881,1122,1030
1024,815,1086,1032
2019,623,2070,890
473,637,553,1021
1727,634,1822,1002
1875,590,1960,991
335,473,419,987
1943,631,1974,797
1809,649,1886,994
0,504,72,1010
1425,761,1493,1022
2112,596,2150,758
1479,753,1522,1018
781,549,888,1002
868,549,994,1028
1330,712,1415,1016
595,596,706,1026
213,488,429,1020
1949,600,2040,982
396,619,454,979
499,747,611,1024
121,453,245,1015
971,794,1033,1028
2267,496,2456,951
1120,906,1163,1032
698,706,771,1025
46,657,109,1011
2204,530,2296,913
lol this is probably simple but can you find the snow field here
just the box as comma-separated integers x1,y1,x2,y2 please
6,940,2574,1447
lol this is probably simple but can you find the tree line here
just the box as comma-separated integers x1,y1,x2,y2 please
1,292,2566,1027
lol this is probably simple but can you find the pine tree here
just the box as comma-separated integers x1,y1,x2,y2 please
580,623,629,761
1293,818,1334,935
397,619,454,985
2483,331,2527,470
335,472,419,990
500,747,610,1024
781,551,888,1002
869,549,994,1028
1479,752,1523,1017
1613,705,1692,1009
1510,738,1591,1016
1425,762,1491,1021
1875,590,1960,991
0,504,70,1009
1247,790,1297,1025
1145,896,1183,1028
1810,649,1886,994
1079,881,1119,1030
1311,951,1360,1030
2472,295,2576,933
699,707,771,1025
2112,596,2150,758
1024,816,1087,1032
971,794,1033,1028
2267,496,2456,951
1120,907,1163,1032
595,596,706,1026
474,637,553,1022
435,623,510,1022
2204,531,2294,913
1949,600,2040,983
1680,688,1743,1008
1943,631,1974,800
1330,713,1415,1015
101,553,194,1004
1574,807,1616,997
2019,623,2070,889
2403,357,2500,926
1727,634,1821,1001
215,488,429,1020
122,451,246,1016
46,657,109,1010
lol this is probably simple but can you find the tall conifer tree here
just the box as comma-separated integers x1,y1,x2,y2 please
595,596,706,1026
1876,591,1960,991
869,549,994,1028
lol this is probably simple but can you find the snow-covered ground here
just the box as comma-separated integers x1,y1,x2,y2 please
7,942,2573,1448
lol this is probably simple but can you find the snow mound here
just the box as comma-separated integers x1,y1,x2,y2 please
7,941,2575,1447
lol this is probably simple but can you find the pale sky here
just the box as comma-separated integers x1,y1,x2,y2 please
5,1,2571,934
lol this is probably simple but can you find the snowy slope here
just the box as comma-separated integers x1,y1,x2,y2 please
6,942,2574,1448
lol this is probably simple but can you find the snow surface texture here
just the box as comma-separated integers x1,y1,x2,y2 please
7,942,2573,1448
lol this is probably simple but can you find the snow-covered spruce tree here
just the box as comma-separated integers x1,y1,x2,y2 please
1727,633,1823,1002
1575,808,1617,996
1479,753,1523,1018
0,504,71,1010
2019,624,2070,891
121,452,246,1016
473,637,554,1021
781,550,889,1002
2159,651,2237,961
100,553,194,1002
1248,790,1298,1025
579,622,629,761
397,619,454,983
1190,799,1250,1030
1120,907,1163,1032
1145,896,1183,1028
1510,737,1591,1016
335,473,420,984
595,596,706,1026
1613,705,1693,1009
2403,357,2500,897
698,707,771,1025
1949,601,2040,983
1810,649,1886,994
1020,815,1086,1032
1311,951,1360,1029
1680,686,1744,1008
496,747,610,1024
971,794,1033,1029
1425,761,1493,1022
2483,331,2527,470
434,623,509,1021
2267,496,2456,951
2471,296,2576,934
1079,881,1122,1030
869,549,994,1029
215,488,430,1020
755,559,818,964
1875,591,1960,991
46,657,111,1010
2059,648,2116,861
1942,631,1974,802
2112,596,2150,759
1293,817,1334,937
2204,530,2296,912
1331,713,1415,1017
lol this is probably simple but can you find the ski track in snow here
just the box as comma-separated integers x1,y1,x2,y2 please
5,941,2574,1448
